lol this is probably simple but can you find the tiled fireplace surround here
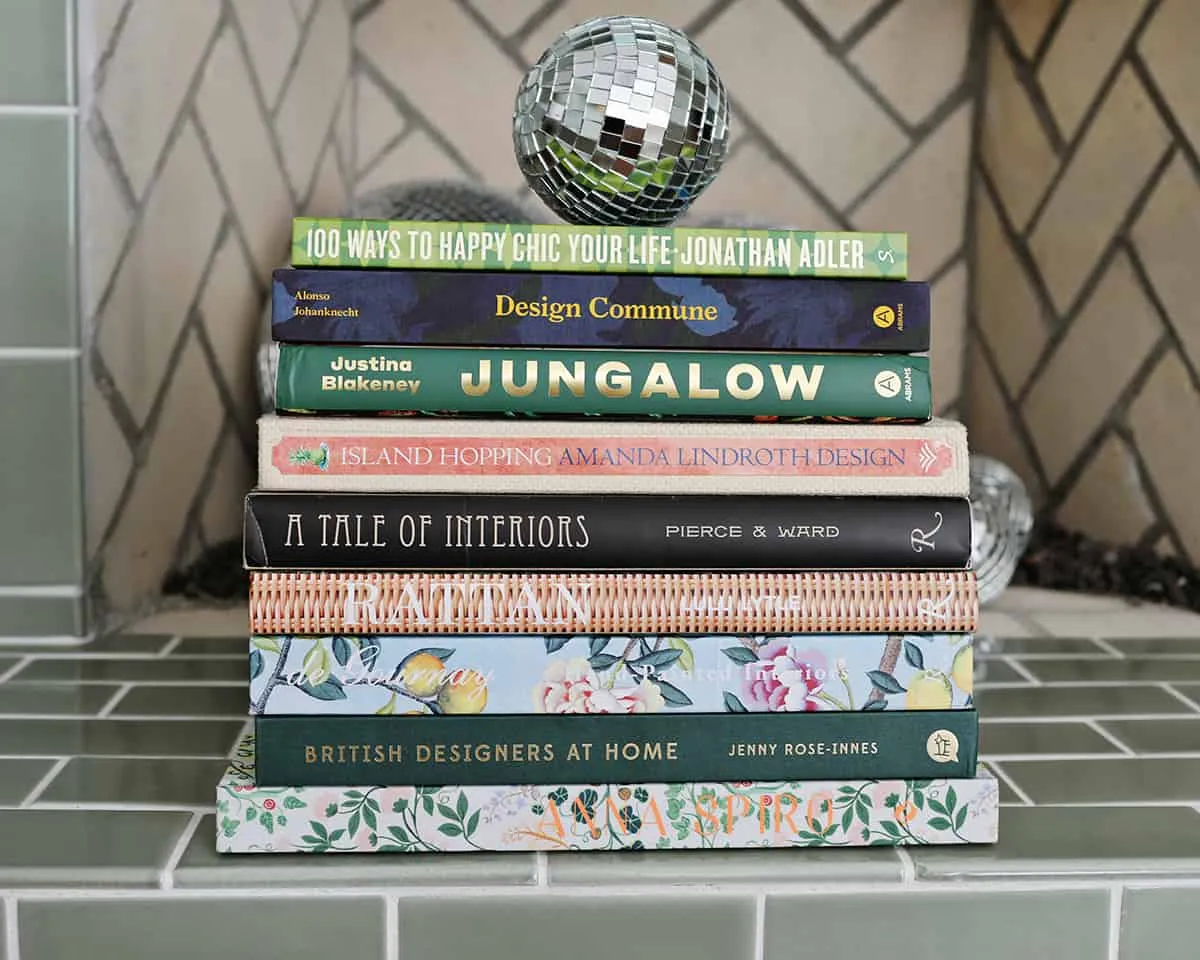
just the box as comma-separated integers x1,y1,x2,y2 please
3,0,1200,957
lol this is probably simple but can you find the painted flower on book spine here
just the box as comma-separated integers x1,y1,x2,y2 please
740,639,826,711
533,658,666,713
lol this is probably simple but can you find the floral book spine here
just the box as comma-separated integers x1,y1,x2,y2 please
247,570,979,636
248,632,976,716
257,414,970,496
216,734,999,853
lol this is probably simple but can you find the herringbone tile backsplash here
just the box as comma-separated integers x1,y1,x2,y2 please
71,0,1195,628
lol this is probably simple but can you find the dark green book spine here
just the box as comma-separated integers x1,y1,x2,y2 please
253,709,977,786
274,345,931,421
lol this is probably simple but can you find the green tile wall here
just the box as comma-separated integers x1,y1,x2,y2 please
0,1,84,637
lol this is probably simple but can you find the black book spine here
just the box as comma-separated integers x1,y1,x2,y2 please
242,492,971,571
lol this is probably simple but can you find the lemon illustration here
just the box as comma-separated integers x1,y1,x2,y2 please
904,670,954,710
951,645,973,695
397,652,445,698
437,669,488,714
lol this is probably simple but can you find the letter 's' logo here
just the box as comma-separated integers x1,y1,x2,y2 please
872,305,896,328
873,371,902,398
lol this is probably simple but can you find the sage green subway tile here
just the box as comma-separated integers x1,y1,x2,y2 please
110,685,249,717
0,118,73,347
912,806,1200,878
548,847,902,885
1097,719,1200,753
976,636,1108,656
1108,637,1200,655
397,897,755,960
0,595,84,637
975,660,1031,684
979,721,1121,756
178,815,535,887
1002,758,1200,803
0,759,56,804
19,897,386,960
36,756,230,805
0,358,81,585
173,636,251,655
0,657,20,677
14,656,244,683
1023,658,1200,683
972,685,1190,718
0,0,68,104
0,632,169,655
764,890,1109,959
0,683,119,715
0,718,242,756
0,809,190,887
1120,889,1200,959
993,771,1024,805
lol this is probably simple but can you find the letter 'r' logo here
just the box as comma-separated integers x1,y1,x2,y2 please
872,305,896,328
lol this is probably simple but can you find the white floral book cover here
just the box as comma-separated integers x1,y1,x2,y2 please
217,734,999,853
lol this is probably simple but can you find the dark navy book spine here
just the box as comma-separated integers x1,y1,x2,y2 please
270,268,930,352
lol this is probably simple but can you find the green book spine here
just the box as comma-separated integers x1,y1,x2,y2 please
274,345,931,421
290,217,908,279
253,709,977,786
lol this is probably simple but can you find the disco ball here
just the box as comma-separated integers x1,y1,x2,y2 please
513,15,730,226
969,455,1034,605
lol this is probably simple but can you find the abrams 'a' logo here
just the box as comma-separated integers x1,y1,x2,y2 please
872,305,896,328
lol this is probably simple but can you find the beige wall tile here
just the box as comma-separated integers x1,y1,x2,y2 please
1132,154,1200,375
77,0,132,78
1155,534,1177,559
848,0,973,126
520,1,714,62
274,0,352,197
1139,0,1200,158
930,259,968,415
1029,66,1170,314
355,71,407,175
357,1,526,190
468,0,549,38
195,27,294,284
94,121,225,427
1056,433,1156,546
974,176,1047,394
200,432,253,548
1128,349,1200,563
1038,0,1147,141
81,369,131,561
979,32,1059,232
682,141,841,230
78,129,133,321
230,0,302,109
1021,249,1163,483
100,331,225,611
799,0,879,40
307,139,350,217
962,339,1045,508
197,232,261,438
995,0,1059,58
333,81,354,181
355,130,460,195
851,101,973,278
94,2,222,199
698,0,908,207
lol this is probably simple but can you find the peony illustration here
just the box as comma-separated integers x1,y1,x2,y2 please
533,658,666,713
742,640,824,711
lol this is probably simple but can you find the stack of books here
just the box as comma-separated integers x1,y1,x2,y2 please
216,217,999,853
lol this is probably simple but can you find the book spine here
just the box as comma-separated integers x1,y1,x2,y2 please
247,570,980,635
242,492,972,571
290,217,909,279
248,632,976,716
274,345,931,421
258,414,971,496
271,267,930,352
252,709,978,786
217,734,1000,852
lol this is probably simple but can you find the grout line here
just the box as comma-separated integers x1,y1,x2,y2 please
159,811,204,890
0,348,81,361
0,657,31,683
0,105,79,116
985,761,1034,805
535,851,548,887
981,753,1168,762
895,847,916,884
1160,684,1200,713
20,757,72,807
752,893,765,960
4,897,17,960
64,0,75,105
1108,884,1124,960
158,636,185,657
1090,638,1126,659
1000,656,1042,684
0,680,247,687
0,714,245,722
386,895,399,960
23,802,215,813
95,683,134,717
0,585,85,598
1085,720,1135,756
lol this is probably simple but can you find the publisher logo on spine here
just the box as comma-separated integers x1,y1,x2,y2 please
872,305,895,328
926,729,959,764
873,370,902,398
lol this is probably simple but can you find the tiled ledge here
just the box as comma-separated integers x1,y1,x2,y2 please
1,586,1200,959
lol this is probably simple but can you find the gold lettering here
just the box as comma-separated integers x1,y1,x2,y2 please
595,360,632,397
